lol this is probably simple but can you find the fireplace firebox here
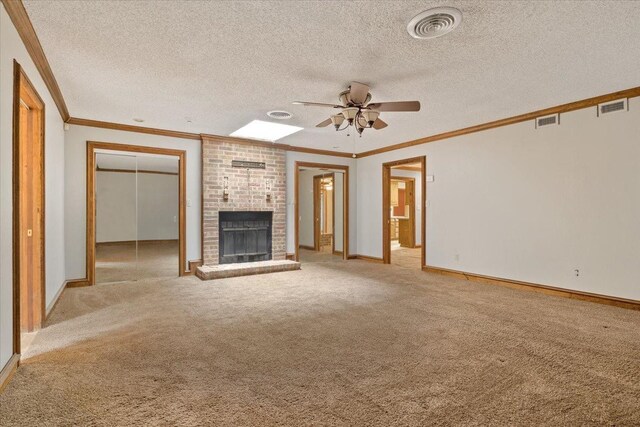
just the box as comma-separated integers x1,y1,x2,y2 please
218,211,272,264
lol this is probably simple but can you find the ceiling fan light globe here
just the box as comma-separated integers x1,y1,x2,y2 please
330,114,345,126
341,107,359,121
361,109,379,124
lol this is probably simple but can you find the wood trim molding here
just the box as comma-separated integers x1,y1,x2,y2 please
358,86,640,158
294,162,350,262
0,354,20,394
383,156,426,268
424,266,640,311
355,255,384,263
298,245,315,251
68,117,201,140
2,0,69,121
65,278,90,288
187,259,203,275
201,134,354,158
286,253,296,261
45,281,67,318
64,121,354,158
86,141,188,284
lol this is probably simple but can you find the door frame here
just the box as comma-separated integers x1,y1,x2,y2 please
312,174,322,251
294,162,349,261
86,141,187,285
12,61,46,355
382,156,426,267
390,176,416,248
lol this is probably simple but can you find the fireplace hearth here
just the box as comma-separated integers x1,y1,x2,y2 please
218,211,272,264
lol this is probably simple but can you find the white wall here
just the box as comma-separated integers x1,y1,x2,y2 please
390,169,422,245
298,170,315,247
285,152,357,255
357,99,640,301
64,125,201,279
1,6,66,368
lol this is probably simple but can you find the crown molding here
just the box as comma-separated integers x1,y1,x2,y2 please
67,117,202,140
200,134,354,158
2,0,69,121
357,86,640,158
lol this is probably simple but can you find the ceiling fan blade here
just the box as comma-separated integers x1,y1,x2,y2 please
316,118,333,127
372,118,388,129
367,101,421,112
349,81,370,105
293,101,342,108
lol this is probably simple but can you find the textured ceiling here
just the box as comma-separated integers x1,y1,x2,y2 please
23,1,640,153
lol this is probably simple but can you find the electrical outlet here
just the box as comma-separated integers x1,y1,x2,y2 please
574,269,580,277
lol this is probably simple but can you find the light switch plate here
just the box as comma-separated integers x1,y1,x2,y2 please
426,175,434,182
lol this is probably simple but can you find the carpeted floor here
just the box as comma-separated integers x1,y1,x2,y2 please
1,258,639,425
391,241,422,270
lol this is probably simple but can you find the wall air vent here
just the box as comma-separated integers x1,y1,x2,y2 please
535,113,559,129
597,99,627,117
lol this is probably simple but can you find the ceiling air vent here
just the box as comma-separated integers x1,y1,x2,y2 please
597,99,627,117
267,110,293,120
535,113,559,129
407,7,462,39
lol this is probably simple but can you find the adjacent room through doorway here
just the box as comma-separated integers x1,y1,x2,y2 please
295,162,349,263
382,157,426,270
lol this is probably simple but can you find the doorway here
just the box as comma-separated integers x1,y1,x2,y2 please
87,142,187,285
294,162,349,262
313,173,335,253
12,61,46,355
382,157,426,269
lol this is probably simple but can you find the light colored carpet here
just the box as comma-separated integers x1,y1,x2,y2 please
391,241,422,270
1,258,639,425
96,240,179,284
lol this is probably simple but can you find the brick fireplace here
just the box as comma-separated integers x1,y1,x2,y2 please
201,136,286,266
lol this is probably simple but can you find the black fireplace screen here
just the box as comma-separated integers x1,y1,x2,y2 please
219,211,272,264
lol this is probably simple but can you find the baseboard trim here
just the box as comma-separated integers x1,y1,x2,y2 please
423,266,640,311
186,259,203,275
0,354,20,394
65,278,91,288
299,245,315,251
286,253,296,261
45,280,67,318
354,254,384,263
332,250,343,256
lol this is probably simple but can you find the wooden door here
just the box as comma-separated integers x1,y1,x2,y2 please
14,63,45,340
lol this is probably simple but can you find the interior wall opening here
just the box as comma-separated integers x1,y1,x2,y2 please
294,162,348,263
382,157,426,269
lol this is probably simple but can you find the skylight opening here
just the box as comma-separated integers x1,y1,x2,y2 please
230,120,303,142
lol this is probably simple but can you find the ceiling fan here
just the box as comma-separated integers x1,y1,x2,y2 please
293,81,420,136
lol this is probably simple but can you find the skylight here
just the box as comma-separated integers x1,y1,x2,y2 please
230,120,303,142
